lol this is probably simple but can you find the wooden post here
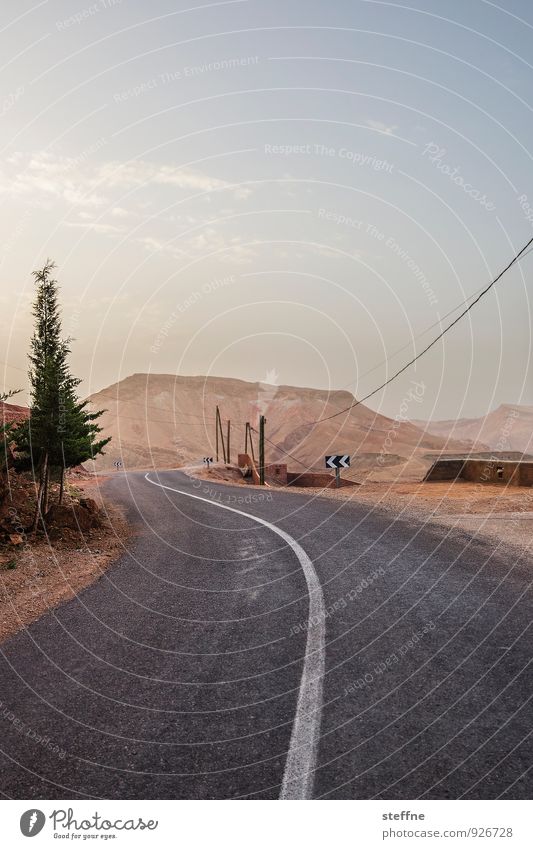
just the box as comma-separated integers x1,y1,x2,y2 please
259,415,265,485
249,423,256,462
215,406,219,462
216,407,226,463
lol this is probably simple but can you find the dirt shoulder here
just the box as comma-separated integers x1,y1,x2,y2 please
0,474,130,644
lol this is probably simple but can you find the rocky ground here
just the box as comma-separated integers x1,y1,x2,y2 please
0,468,130,643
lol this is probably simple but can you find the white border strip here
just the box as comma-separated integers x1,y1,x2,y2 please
143,472,326,799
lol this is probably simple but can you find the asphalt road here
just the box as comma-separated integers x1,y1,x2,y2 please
0,469,531,799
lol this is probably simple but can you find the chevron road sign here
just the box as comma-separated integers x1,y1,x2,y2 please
113,459,123,469
203,456,214,468
325,455,350,469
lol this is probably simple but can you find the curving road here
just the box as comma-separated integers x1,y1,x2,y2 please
0,469,531,799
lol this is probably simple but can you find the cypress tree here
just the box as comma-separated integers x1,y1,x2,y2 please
26,261,63,528
14,261,111,528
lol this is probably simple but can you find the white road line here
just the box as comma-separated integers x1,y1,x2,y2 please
143,472,326,799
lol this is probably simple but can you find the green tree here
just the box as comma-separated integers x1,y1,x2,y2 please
52,368,110,503
14,261,111,528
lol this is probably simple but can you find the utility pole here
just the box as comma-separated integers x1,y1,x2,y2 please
245,422,256,461
226,419,231,465
216,406,226,463
215,405,219,462
259,415,266,485
249,423,256,462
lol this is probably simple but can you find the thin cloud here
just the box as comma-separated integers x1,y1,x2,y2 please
366,118,398,135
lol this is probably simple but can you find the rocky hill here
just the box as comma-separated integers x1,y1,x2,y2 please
87,373,477,480
413,404,533,456
0,401,29,424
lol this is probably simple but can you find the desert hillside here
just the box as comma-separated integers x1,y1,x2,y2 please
86,373,477,480
413,404,533,456
0,401,30,424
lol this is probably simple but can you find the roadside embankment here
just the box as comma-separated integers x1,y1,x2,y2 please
0,471,130,643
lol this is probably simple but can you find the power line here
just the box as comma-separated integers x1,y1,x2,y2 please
312,234,533,425
101,413,215,426
250,426,312,469
249,235,533,469
337,279,491,393
4,236,532,449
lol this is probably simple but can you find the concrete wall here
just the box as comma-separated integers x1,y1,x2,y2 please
424,459,465,482
265,463,288,485
461,459,520,485
237,452,260,485
425,457,533,486
519,464,533,486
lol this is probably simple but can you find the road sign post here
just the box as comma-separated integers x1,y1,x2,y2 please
325,454,350,487
203,456,213,470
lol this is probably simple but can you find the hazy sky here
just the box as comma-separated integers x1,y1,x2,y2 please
2,0,533,421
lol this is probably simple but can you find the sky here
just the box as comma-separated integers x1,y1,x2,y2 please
1,0,533,421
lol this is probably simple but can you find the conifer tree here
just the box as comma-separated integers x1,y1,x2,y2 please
26,261,63,527
14,261,111,528
51,360,110,503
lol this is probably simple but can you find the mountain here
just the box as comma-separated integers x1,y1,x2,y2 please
413,404,533,455
0,401,29,424
86,373,475,480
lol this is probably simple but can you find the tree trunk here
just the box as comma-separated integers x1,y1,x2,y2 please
42,462,50,516
32,452,48,533
58,464,65,505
